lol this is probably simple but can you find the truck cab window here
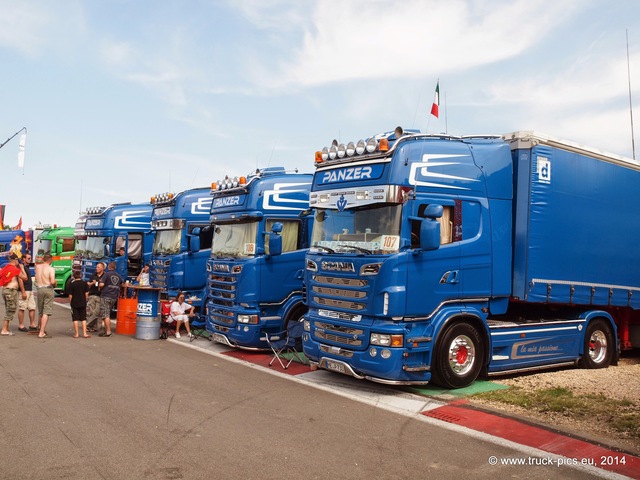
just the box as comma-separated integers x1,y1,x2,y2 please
265,220,300,254
411,204,455,248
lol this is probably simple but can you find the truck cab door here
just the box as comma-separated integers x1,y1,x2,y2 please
405,203,460,316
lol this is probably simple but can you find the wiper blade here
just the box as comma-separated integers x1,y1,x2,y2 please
313,244,335,254
338,244,372,254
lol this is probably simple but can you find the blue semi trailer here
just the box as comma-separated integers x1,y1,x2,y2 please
149,188,213,313
303,129,640,388
80,203,154,282
206,167,313,349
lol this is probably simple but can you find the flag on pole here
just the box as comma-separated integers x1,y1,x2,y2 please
18,132,26,169
0,205,4,230
430,80,440,118
13,216,22,230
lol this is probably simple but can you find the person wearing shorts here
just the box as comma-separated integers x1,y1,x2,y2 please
17,252,37,332
98,261,122,337
67,271,90,338
169,292,194,339
35,254,56,339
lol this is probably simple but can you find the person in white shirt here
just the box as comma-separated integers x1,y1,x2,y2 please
136,264,150,286
170,292,194,338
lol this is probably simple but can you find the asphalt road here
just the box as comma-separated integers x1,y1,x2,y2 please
0,302,612,479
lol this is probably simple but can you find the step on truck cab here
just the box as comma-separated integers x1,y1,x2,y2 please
81,203,154,282
206,167,313,349
303,128,640,388
35,226,75,293
149,188,214,314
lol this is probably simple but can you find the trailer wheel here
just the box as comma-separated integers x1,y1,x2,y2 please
432,322,483,389
581,319,614,369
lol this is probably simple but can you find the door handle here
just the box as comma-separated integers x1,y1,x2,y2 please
439,270,459,284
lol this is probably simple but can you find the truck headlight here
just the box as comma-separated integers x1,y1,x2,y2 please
237,314,259,324
303,319,310,331
370,333,403,347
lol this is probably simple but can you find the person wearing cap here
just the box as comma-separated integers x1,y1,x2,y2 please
35,253,57,339
1,254,28,336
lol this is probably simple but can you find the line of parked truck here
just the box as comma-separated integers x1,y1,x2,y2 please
3,129,639,388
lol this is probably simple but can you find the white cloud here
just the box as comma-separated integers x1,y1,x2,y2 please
265,0,580,88
0,1,86,57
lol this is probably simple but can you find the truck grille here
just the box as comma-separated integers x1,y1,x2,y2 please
315,321,364,346
208,273,237,306
209,308,234,325
150,262,168,288
314,297,366,310
312,286,366,298
314,275,367,287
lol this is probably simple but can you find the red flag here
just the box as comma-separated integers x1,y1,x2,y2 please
430,80,440,118
13,216,22,230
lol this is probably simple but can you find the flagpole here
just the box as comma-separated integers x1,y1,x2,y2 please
626,29,636,160
445,91,448,135
0,126,26,151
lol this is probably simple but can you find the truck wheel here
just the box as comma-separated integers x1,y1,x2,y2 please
283,306,307,329
61,278,71,297
581,319,614,369
432,322,483,389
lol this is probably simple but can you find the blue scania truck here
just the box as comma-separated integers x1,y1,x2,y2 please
303,129,640,388
80,203,154,281
149,188,214,312
206,167,313,349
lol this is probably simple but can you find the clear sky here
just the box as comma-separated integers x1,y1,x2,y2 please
1,0,639,229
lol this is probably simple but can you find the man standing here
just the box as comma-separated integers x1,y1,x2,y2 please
1,254,28,336
35,253,57,339
86,262,105,333
17,252,37,332
98,261,122,337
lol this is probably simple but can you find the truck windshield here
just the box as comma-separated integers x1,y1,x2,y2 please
75,238,87,258
210,221,258,258
38,239,52,256
153,229,181,255
311,204,402,254
85,236,110,259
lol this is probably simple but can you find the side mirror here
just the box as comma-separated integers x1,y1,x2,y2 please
189,235,201,253
420,204,443,251
268,222,283,256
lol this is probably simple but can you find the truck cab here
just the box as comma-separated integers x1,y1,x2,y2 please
303,128,636,388
35,226,75,293
81,203,154,281
206,167,313,349
149,188,214,313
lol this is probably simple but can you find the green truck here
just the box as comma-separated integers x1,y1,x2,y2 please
35,226,75,294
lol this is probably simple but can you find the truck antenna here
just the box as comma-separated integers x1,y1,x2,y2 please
626,29,636,160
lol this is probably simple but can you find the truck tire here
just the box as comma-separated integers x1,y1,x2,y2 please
581,319,614,369
432,321,483,389
61,277,71,297
283,305,307,329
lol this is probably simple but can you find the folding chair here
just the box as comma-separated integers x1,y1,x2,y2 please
189,314,210,343
263,321,307,369
159,301,176,340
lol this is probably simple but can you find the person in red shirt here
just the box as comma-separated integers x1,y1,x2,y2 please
1,254,28,336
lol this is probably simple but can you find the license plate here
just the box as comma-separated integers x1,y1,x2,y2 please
325,359,346,374
212,333,227,345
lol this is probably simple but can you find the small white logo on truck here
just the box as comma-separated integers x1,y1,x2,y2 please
537,156,551,184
